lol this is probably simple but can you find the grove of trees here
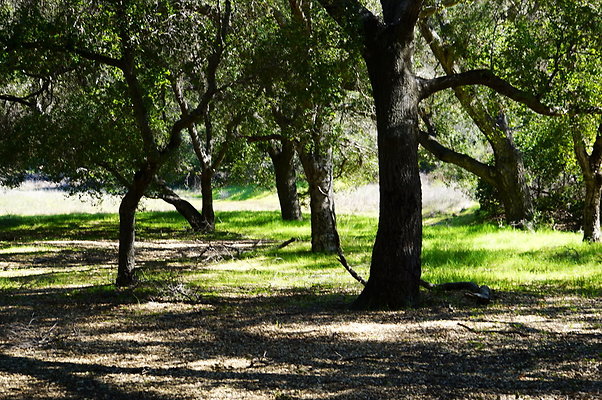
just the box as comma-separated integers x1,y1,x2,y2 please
1,0,600,309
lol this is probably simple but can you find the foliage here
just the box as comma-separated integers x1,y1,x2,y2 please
422,0,602,227
248,1,375,186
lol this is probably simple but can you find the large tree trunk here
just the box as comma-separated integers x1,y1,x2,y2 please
353,40,422,309
268,139,303,221
199,168,216,232
116,166,154,287
583,177,602,242
492,116,534,226
297,142,339,253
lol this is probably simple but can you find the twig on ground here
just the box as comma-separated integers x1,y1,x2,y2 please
336,249,367,286
277,237,297,249
421,279,492,304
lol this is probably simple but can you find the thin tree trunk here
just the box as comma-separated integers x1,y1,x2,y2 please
200,168,215,232
583,177,602,242
268,140,303,221
297,142,339,253
353,41,422,309
116,166,154,287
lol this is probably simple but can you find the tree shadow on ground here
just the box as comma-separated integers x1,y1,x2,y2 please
0,283,600,399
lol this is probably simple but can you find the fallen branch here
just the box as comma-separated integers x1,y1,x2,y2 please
421,279,492,305
458,322,528,337
277,237,297,249
336,249,367,286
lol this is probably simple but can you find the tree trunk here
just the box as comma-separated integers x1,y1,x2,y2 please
583,176,602,242
298,142,339,253
116,167,154,287
268,140,303,221
419,128,534,226
200,168,215,232
572,123,602,243
492,134,535,226
353,40,422,309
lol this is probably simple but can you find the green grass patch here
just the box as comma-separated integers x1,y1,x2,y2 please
0,209,600,301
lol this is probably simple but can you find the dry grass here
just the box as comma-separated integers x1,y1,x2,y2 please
0,177,473,216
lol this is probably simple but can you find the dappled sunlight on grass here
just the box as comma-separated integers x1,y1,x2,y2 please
421,221,602,296
0,209,600,297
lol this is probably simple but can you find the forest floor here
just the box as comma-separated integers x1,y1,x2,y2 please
0,184,599,399
0,238,600,400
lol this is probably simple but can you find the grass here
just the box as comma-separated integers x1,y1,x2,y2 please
0,208,600,299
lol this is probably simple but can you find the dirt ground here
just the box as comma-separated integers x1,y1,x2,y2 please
0,240,600,399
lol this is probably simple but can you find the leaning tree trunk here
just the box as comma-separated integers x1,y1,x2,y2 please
156,182,208,231
116,166,155,287
583,177,602,242
199,168,216,232
353,41,422,309
297,142,340,253
268,139,303,221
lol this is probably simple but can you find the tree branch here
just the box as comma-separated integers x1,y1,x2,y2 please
96,161,131,188
337,249,367,286
418,130,497,186
68,46,123,68
171,79,211,168
0,94,34,108
212,112,245,170
168,0,233,167
245,134,286,143
419,0,465,19
12,41,123,69
314,0,377,38
0,80,51,110
419,70,562,116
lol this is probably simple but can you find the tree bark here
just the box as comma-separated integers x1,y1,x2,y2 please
116,165,155,287
297,142,340,253
199,168,216,232
583,177,602,242
353,38,422,309
268,139,303,221
493,133,535,226
573,123,602,242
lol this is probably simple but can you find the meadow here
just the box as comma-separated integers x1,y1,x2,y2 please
0,187,600,399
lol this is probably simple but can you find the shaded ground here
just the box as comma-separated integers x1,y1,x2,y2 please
0,240,600,399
